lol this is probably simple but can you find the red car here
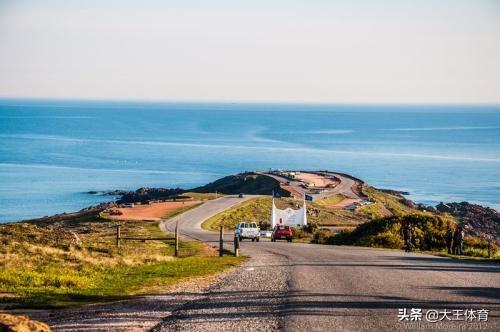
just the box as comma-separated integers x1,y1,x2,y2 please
271,225,293,242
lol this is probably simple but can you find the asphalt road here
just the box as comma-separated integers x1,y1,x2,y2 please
161,196,500,331
260,172,359,200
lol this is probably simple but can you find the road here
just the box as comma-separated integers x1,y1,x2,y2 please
260,171,359,200
160,196,500,331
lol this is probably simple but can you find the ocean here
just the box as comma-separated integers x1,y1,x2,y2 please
1,99,499,222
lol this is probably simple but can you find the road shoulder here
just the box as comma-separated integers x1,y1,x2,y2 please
153,248,291,331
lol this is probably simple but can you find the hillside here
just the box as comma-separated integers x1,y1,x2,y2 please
436,202,500,245
202,186,421,232
193,172,289,196
0,212,243,308
323,213,498,258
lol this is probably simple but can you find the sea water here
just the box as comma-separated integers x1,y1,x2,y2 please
1,99,499,222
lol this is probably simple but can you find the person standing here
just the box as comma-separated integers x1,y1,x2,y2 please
445,228,454,254
403,224,413,253
454,226,465,255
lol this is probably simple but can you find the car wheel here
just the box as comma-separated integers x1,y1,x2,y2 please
256,237,260,242
251,238,255,242
239,236,242,242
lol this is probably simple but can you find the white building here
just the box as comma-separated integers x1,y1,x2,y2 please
270,198,307,228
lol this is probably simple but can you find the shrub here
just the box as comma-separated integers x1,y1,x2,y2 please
326,214,454,250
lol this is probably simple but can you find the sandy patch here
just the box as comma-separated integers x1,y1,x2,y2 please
109,201,201,221
280,183,303,198
295,172,338,188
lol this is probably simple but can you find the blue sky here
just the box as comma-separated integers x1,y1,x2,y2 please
0,0,499,103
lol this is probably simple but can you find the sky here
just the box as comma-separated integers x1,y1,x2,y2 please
0,0,499,104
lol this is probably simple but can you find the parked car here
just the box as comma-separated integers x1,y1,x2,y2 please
271,225,293,242
238,193,244,198
260,230,272,238
235,222,260,242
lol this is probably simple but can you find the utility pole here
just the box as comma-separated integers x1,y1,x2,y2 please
219,224,224,257
175,220,179,257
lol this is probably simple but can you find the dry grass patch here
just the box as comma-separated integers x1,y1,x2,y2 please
0,216,244,308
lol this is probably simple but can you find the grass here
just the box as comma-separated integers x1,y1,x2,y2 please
313,194,346,208
184,192,221,201
202,197,273,231
162,202,203,219
202,197,308,231
360,187,416,216
202,194,370,231
0,216,245,308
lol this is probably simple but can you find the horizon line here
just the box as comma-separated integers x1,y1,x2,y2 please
1,96,500,108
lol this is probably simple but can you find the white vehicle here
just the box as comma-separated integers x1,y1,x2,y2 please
235,222,260,242
260,230,272,238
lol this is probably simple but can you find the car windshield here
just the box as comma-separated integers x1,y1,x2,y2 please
278,226,289,230
251,222,257,228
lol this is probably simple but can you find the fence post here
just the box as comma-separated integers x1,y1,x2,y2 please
234,234,240,257
116,224,121,248
219,225,224,257
175,220,179,257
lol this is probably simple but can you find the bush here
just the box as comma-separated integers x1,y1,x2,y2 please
322,213,498,258
292,227,310,240
303,223,318,233
312,229,331,244
259,221,270,230
326,214,453,250
326,229,354,245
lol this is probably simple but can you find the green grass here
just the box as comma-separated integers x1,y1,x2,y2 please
202,197,306,231
184,192,221,200
162,202,203,219
0,217,245,308
202,195,367,231
202,197,271,231
1,255,243,308
360,187,416,216
313,194,345,208
355,202,393,219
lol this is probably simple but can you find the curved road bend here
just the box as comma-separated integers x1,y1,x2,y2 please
260,172,359,200
160,196,500,331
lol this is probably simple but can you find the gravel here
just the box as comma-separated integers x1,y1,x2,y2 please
152,248,290,331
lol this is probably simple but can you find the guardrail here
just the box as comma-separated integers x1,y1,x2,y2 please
115,222,180,257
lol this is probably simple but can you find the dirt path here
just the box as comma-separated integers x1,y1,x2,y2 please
107,201,201,221
294,172,337,188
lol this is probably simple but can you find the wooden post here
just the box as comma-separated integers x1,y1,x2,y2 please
116,224,121,248
175,220,179,257
488,240,492,259
234,234,240,257
219,225,224,257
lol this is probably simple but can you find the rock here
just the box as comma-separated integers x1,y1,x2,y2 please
0,313,51,332
436,202,500,245
117,187,186,204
